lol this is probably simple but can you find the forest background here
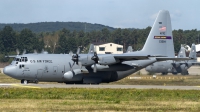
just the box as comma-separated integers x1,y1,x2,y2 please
0,22,199,62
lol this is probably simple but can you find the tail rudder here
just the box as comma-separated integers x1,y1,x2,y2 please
177,45,186,58
141,10,175,57
189,43,197,60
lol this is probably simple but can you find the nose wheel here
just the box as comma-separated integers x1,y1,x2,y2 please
21,79,28,84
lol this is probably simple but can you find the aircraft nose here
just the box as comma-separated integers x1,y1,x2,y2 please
145,66,151,72
3,65,16,77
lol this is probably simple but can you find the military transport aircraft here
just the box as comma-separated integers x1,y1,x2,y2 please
145,44,198,75
3,10,190,84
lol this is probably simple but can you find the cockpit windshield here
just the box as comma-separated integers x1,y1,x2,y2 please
16,58,20,61
13,57,28,63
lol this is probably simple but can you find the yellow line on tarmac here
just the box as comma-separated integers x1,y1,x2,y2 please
11,84,41,89
194,86,200,88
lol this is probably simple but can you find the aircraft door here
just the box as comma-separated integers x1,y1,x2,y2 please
53,66,58,75
37,69,43,79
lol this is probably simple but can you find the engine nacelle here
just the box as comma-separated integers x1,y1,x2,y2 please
98,56,119,65
91,64,133,71
64,69,89,81
64,69,82,80
79,55,95,66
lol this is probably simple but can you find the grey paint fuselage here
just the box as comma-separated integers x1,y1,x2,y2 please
4,54,156,83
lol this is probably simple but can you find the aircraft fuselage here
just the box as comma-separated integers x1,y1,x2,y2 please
4,54,156,84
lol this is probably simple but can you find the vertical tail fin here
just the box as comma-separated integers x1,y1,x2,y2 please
126,46,133,53
177,45,186,58
189,44,197,60
141,10,175,57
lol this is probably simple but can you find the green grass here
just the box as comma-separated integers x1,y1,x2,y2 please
0,88,200,111
0,73,19,83
0,88,199,101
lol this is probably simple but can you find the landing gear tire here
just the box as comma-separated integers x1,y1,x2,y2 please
162,72,168,75
181,71,189,75
21,79,28,84
35,80,39,84
172,72,178,75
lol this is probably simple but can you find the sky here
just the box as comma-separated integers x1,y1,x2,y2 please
0,0,200,30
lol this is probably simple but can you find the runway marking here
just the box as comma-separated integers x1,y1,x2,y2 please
12,84,41,89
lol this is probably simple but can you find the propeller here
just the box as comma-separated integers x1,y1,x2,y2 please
71,47,81,66
91,52,99,73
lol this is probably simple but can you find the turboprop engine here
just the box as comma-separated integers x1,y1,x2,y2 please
98,56,120,65
64,69,88,81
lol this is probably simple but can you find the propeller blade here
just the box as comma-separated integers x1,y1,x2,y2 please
22,49,26,54
93,63,97,73
16,49,19,55
34,49,37,54
41,49,44,53
69,62,72,70
68,62,75,75
77,47,80,54
69,51,73,56
78,62,82,68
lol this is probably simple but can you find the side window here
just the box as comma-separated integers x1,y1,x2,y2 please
99,47,105,51
117,47,123,51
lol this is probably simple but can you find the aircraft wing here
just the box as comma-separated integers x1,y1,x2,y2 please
5,55,17,58
113,55,149,60
112,53,165,61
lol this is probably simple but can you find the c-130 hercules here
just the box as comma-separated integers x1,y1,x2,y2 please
3,10,190,84
145,44,199,75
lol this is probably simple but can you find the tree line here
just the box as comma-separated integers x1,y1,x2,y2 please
0,25,200,62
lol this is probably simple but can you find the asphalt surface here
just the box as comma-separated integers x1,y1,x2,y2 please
1,83,200,90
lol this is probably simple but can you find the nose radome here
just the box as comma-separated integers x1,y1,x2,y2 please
3,66,16,77
145,66,150,72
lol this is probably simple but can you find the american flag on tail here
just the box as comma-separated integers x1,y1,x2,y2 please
159,26,166,31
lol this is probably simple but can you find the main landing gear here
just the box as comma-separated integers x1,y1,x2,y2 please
20,79,39,84
21,79,28,84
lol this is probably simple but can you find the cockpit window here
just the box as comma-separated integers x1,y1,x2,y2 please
16,58,20,61
25,57,28,62
19,64,25,69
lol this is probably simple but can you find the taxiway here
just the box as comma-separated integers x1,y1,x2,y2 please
1,83,200,90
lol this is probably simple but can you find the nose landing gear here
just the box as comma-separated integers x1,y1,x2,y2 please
21,79,28,84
